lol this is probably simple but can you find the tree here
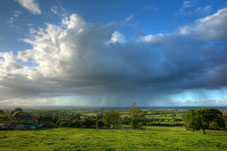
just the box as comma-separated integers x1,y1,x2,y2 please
128,103,146,129
182,109,200,132
183,108,226,134
82,117,96,128
96,112,104,129
103,110,121,128
103,112,111,127
96,119,99,130
69,119,81,127
0,110,4,114
0,114,9,123
110,110,121,128
122,116,130,125
10,108,23,117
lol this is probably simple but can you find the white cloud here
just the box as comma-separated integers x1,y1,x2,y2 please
8,17,15,24
178,1,212,16
142,5,158,12
183,1,193,8
179,7,227,40
0,51,24,77
50,4,66,17
17,0,41,15
195,5,212,14
50,6,58,15
144,8,227,42
109,31,127,43
8,11,22,24
125,15,133,22
142,33,165,43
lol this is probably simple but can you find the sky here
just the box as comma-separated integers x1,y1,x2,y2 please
0,0,227,107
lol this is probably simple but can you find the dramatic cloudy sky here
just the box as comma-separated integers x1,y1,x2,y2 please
0,0,227,107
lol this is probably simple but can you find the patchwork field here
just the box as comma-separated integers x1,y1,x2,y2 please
0,126,227,151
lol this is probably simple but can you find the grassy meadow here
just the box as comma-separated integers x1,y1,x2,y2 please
0,126,227,151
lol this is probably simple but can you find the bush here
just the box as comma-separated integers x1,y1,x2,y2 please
82,117,96,128
69,119,81,127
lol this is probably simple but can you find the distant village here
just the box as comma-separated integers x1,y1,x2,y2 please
0,108,41,130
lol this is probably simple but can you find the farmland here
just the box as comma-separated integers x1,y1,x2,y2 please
0,126,227,151
0,107,227,151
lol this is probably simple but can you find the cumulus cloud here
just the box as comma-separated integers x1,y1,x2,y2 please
1,8,227,106
17,0,41,15
179,7,227,40
109,31,127,43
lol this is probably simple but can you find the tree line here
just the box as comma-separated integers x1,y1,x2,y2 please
1,105,226,134
0,103,147,129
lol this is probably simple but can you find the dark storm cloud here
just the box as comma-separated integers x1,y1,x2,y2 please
1,8,227,105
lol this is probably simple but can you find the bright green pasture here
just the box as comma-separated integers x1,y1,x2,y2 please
0,127,226,151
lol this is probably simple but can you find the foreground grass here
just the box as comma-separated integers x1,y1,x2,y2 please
0,126,227,151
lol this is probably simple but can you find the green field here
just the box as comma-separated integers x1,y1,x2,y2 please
0,126,227,151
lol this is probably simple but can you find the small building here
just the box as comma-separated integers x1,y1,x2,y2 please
11,113,42,130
